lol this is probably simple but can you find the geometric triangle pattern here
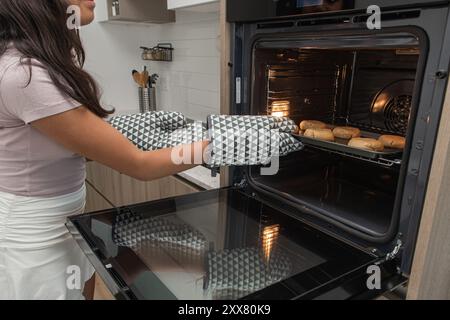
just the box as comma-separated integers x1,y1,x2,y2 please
111,209,294,299
109,111,206,151
207,115,303,166
205,247,292,299
109,111,303,167
112,210,208,255
165,120,206,147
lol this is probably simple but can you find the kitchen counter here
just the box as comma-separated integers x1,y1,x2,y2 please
176,166,220,190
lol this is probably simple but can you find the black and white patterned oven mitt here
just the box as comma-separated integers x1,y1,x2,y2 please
109,111,302,166
204,247,292,299
112,210,209,269
112,210,208,253
109,111,205,151
206,115,302,166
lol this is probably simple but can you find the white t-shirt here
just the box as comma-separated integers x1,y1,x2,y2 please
0,47,86,197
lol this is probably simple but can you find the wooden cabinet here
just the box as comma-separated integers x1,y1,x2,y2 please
86,161,161,207
159,174,202,198
167,0,219,11
407,79,450,300
93,0,109,22
219,0,232,187
96,0,175,23
85,162,200,212
93,274,115,300
85,182,113,213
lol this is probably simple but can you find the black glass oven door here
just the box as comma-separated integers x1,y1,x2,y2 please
67,188,405,300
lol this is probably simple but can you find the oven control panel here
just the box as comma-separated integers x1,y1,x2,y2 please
278,0,354,16
227,0,355,22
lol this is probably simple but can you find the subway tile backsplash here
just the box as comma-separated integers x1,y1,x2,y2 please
81,11,220,121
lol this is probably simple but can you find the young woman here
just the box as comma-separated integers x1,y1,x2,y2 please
0,0,207,300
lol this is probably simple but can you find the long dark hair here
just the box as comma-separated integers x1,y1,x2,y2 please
0,0,113,118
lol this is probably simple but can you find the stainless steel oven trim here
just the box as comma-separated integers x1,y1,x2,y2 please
399,8,450,273
66,219,129,300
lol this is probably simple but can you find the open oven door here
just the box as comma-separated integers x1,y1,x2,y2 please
67,187,406,300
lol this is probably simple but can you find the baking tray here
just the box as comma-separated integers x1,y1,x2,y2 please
293,129,404,160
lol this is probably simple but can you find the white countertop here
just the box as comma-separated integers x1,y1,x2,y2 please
177,166,220,190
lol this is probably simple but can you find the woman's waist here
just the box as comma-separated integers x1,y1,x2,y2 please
0,167,86,198
0,184,86,248
0,155,86,197
0,183,86,221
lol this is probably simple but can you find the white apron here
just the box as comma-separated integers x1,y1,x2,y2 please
0,184,95,300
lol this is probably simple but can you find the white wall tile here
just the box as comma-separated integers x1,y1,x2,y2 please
80,11,220,121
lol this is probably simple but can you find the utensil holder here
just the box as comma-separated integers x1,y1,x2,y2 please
138,87,156,113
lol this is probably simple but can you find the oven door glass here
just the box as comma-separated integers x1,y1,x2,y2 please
68,188,402,300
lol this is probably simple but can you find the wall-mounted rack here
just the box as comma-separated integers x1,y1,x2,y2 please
141,43,174,62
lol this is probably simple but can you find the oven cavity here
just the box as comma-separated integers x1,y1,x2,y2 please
249,33,422,243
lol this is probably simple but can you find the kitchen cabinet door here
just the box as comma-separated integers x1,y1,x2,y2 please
99,0,175,23
167,0,219,11
159,176,200,199
86,162,161,207
407,73,450,300
94,274,115,300
86,162,201,210
85,181,113,213
93,0,109,22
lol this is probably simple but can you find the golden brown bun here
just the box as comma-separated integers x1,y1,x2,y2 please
348,138,384,152
299,120,327,131
332,126,361,139
304,128,335,142
378,135,406,150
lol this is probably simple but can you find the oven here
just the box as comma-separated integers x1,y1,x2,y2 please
229,0,450,275
67,0,450,300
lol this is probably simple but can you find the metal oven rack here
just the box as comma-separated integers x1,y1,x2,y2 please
293,131,403,167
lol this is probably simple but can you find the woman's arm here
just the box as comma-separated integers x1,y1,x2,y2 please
31,106,209,181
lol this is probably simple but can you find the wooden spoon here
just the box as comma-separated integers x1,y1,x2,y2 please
132,70,142,87
142,67,149,88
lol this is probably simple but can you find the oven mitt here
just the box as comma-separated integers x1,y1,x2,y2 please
206,115,303,167
112,210,208,270
109,111,206,151
204,247,292,299
112,210,208,254
110,112,303,167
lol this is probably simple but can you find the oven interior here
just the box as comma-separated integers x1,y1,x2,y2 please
248,35,421,243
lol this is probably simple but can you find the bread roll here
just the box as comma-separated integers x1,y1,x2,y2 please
333,126,361,139
378,135,406,150
299,120,327,131
304,128,335,142
348,138,384,152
